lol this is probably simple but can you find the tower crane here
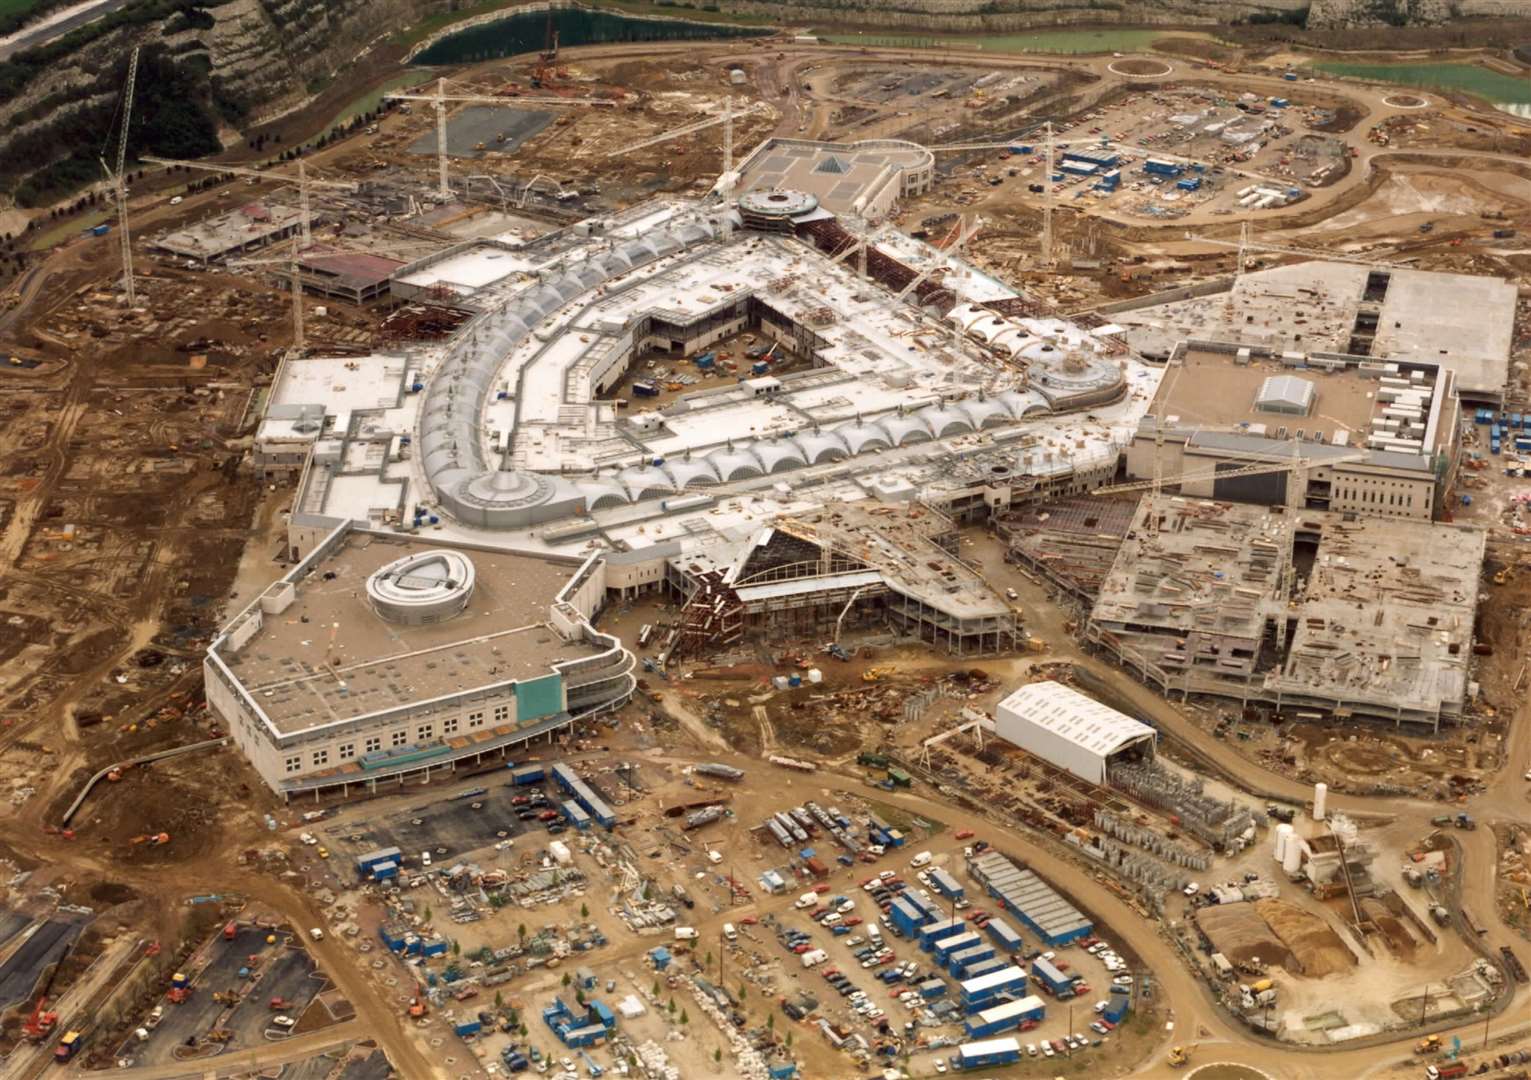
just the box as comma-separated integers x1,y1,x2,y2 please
100,46,140,306
141,155,357,252
1186,224,1417,272
225,239,438,352
895,214,982,302
385,78,617,198
606,98,735,161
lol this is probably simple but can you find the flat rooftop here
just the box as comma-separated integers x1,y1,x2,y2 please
1112,261,1515,400
156,201,308,260
1145,345,1449,465
393,244,542,298
737,139,929,214
1089,496,1484,721
1156,347,1382,441
220,534,596,735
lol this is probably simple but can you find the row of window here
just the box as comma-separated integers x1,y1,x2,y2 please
1336,484,1417,509
283,703,511,774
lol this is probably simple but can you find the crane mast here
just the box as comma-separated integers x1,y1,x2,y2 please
114,46,140,306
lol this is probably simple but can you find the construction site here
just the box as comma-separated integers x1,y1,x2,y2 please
0,7,1529,1079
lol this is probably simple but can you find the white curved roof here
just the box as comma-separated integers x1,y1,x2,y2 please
664,459,721,489
837,421,892,454
919,405,974,439
960,398,1014,429
793,431,851,463
754,440,808,474
995,681,1156,784
882,414,934,446
707,447,765,481
618,466,677,500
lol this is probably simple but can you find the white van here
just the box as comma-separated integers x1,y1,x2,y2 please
674,927,699,941
867,923,883,945
910,851,932,869
795,892,818,909
723,923,737,942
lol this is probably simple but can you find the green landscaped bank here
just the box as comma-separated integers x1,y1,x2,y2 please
412,6,770,66
1313,61,1531,118
819,28,1164,54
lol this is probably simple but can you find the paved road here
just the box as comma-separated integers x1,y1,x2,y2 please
0,0,136,61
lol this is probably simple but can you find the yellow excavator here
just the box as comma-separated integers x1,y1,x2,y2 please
1168,1044,1197,1068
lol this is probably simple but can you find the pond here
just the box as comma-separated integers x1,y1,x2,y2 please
414,6,770,66
1313,61,1531,119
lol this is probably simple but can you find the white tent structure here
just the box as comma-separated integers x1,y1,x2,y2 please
994,682,1156,784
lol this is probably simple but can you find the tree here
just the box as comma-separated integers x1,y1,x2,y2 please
451,940,460,957
767,1013,775,1031
738,984,747,1002
580,902,589,919
680,1009,689,1026
495,990,504,1009
714,1048,722,1065
705,950,713,970
562,972,571,988
518,923,527,941
652,978,661,995
785,1031,793,1048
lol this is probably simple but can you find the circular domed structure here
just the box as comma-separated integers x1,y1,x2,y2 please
737,189,819,232
366,549,476,626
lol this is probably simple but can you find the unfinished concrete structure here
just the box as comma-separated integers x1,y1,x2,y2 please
662,502,1019,658
156,200,310,262
1109,261,1517,404
1086,495,1485,730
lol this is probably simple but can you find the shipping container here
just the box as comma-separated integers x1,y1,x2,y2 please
985,917,1023,953
953,1036,1022,1069
920,917,967,950
963,995,1046,1037
508,764,545,785
1031,956,1075,996
930,868,964,900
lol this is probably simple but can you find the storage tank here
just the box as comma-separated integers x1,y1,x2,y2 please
1313,782,1327,821
1273,823,1293,864
1281,833,1303,875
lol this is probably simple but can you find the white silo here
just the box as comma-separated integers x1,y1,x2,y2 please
1281,832,1303,876
1313,782,1327,821
1273,823,1293,864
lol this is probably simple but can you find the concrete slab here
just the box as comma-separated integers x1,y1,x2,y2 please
409,106,554,159
0,918,84,1009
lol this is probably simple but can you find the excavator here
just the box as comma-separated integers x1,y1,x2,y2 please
1168,1044,1197,1068
21,939,75,1042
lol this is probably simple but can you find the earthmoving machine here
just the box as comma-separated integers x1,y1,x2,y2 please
1168,1044,1196,1068
1416,1034,1442,1054
21,937,75,1042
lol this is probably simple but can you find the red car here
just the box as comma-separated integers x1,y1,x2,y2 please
740,916,759,926
842,916,863,927
537,810,560,822
511,795,530,806
813,883,832,894
955,829,975,840
792,943,811,954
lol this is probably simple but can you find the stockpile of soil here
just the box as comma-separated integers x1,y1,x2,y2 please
1196,903,1296,971
1252,899,1356,977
